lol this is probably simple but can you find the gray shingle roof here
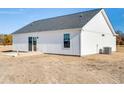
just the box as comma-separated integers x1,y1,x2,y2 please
13,9,102,34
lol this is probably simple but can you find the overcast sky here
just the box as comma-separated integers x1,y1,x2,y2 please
0,8,123,34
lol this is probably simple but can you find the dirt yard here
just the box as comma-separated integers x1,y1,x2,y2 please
0,45,124,84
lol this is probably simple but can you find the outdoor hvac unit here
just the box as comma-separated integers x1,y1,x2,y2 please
103,47,112,54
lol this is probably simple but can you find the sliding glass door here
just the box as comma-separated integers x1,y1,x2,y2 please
28,37,37,51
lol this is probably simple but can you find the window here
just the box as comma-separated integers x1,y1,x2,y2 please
64,33,70,48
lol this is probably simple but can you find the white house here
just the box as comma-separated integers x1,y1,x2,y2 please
12,9,116,56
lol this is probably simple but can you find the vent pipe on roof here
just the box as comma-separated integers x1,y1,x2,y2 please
79,14,83,25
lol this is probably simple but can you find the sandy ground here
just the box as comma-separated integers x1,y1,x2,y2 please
0,45,124,84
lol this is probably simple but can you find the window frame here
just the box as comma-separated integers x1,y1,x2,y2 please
63,33,70,48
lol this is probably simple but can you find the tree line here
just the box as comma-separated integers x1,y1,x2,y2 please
0,34,12,45
116,30,124,45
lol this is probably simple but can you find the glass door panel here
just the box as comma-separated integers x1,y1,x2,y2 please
28,37,32,51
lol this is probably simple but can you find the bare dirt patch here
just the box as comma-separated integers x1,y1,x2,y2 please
0,45,124,84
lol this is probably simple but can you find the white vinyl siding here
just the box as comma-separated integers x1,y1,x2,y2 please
13,28,81,56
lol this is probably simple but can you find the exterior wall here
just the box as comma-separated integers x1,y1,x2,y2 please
80,11,116,56
13,28,81,56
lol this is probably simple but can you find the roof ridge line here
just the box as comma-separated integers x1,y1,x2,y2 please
33,8,102,23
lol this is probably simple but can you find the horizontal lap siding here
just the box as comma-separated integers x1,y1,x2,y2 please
81,11,116,56
81,31,116,56
13,28,81,55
